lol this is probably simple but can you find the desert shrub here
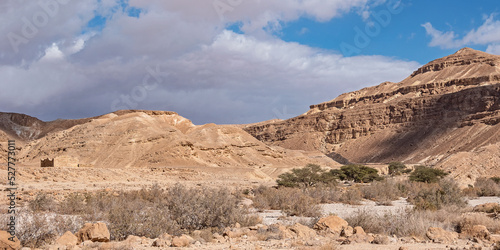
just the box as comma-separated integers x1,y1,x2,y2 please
109,200,179,240
29,193,56,212
491,177,500,184
304,184,342,203
0,208,83,248
408,178,466,210
388,162,411,176
330,165,383,183
361,179,402,205
252,186,321,217
58,192,87,214
346,208,462,238
40,184,258,241
457,213,500,234
409,165,448,183
339,187,363,205
473,177,500,196
165,184,258,231
276,164,337,187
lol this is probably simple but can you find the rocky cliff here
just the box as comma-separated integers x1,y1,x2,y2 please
245,48,500,183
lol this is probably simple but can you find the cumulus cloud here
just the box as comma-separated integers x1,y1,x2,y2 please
0,0,420,124
423,14,500,50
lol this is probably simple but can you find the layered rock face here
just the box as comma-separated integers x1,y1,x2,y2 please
245,48,500,182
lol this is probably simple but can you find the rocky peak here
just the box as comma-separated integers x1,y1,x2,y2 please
309,48,500,112
410,47,498,77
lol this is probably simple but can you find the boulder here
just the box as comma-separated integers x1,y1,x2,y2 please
488,234,500,243
152,233,172,247
348,226,373,243
76,222,110,242
56,231,78,246
426,227,458,244
171,234,194,247
124,235,142,245
314,216,348,235
372,234,390,245
0,231,20,250
289,223,317,239
341,226,354,237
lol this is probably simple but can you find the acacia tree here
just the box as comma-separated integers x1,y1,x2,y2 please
276,164,336,187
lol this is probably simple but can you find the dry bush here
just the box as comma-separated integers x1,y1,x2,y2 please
165,184,259,231
406,178,466,210
473,177,500,196
457,213,500,234
345,208,464,238
338,187,363,205
19,184,259,244
58,192,87,215
28,193,57,212
303,184,342,203
0,208,83,248
361,179,401,205
252,186,321,217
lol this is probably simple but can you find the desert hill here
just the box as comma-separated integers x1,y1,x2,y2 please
245,48,500,185
1,110,338,179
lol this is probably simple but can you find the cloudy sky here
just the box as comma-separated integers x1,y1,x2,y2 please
1,0,499,124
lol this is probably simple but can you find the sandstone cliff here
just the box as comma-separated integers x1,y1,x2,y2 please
245,48,500,184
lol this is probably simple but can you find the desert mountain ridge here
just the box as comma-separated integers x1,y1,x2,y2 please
245,47,500,185
1,48,499,186
0,109,338,183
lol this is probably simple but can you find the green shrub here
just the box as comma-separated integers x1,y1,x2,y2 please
276,164,337,187
409,166,448,183
388,162,411,176
330,164,383,183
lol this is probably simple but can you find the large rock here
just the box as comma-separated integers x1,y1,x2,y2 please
152,233,172,247
0,231,20,250
348,226,374,243
314,215,349,235
56,231,78,246
76,222,110,243
289,223,317,239
426,227,458,243
171,234,195,247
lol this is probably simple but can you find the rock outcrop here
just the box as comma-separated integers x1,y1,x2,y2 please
245,48,500,185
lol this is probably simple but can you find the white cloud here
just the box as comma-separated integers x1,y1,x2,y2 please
423,14,500,49
0,0,421,124
486,44,500,55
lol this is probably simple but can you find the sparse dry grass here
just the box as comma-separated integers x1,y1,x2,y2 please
7,183,259,247
457,213,500,234
345,207,466,238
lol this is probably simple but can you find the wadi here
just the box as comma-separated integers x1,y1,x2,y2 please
1,48,500,249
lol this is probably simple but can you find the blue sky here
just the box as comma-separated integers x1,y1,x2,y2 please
276,0,500,64
1,0,500,124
